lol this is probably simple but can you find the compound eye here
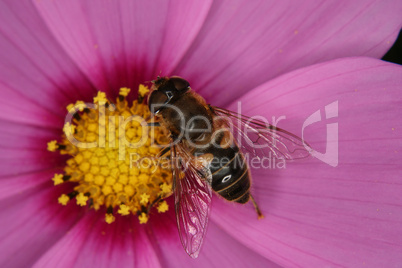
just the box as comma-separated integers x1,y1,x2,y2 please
148,90,168,114
170,76,190,92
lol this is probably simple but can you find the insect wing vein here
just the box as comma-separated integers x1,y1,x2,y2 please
212,106,312,161
171,145,212,258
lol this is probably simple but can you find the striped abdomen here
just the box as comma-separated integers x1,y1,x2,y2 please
207,145,251,204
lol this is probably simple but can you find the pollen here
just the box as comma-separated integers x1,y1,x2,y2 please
58,194,70,205
76,192,89,206
94,91,107,104
138,212,149,224
63,122,75,136
48,85,172,224
160,183,172,194
47,140,58,152
105,213,115,224
157,201,169,213
119,87,130,97
118,204,131,216
139,193,150,205
52,174,64,185
138,84,150,98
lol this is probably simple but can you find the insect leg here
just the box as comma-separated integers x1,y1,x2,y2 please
250,194,264,220
157,146,171,158
147,122,161,127
146,195,162,214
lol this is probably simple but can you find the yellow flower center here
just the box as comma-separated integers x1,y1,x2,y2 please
48,86,172,224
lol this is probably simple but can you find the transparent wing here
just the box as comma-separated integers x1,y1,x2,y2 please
171,144,212,258
212,106,312,160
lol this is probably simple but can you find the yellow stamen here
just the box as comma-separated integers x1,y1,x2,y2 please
138,212,149,224
48,86,172,224
139,193,150,205
93,91,107,104
157,201,169,213
66,103,75,112
58,194,70,205
160,183,172,195
76,192,89,206
52,174,64,185
47,140,58,152
67,101,87,113
75,101,86,111
138,84,150,98
119,87,131,97
63,122,75,136
105,214,115,224
118,204,130,216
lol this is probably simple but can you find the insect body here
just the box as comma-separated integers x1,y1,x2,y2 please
148,76,311,258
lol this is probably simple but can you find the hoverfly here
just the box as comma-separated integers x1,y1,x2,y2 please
147,76,311,258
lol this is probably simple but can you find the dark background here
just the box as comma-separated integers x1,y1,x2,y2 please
382,29,402,65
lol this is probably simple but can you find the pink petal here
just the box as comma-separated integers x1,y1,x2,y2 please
33,212,162,268
174,0,402,106
0,0,97,127
0,185,81,267
0,170,61,200
211,57,402,267
0,138,64,193
0,121,64,177
149,200,278,267
33,0,212,96
0,119,64,180
0,152,64,177
0,120,59,148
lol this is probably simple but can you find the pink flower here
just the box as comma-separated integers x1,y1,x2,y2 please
1,0,401,267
